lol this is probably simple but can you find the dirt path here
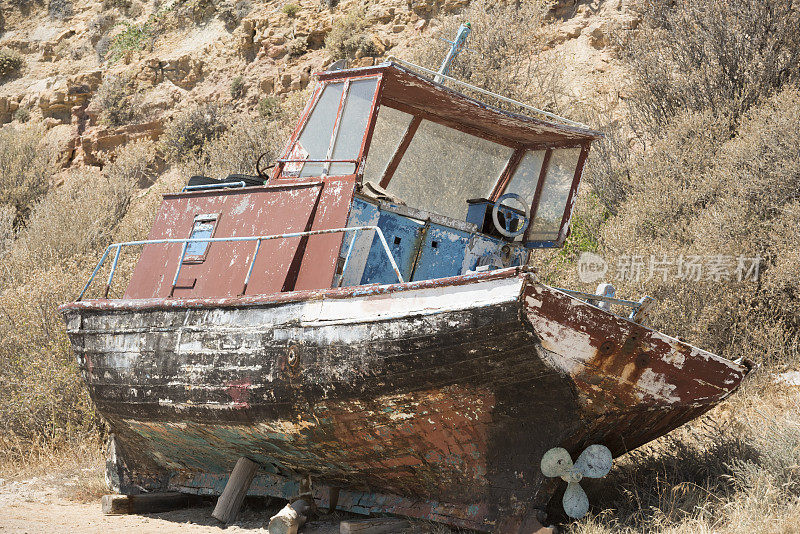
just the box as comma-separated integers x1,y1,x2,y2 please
0,466,413,534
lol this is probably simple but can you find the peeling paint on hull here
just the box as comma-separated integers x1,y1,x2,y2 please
60,269,751,531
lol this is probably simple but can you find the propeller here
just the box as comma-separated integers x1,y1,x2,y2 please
540,444,613,519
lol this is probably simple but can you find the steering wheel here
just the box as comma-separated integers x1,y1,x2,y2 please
256,152,275,182
492,193,530,238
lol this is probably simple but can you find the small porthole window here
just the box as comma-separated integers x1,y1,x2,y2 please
184,214,219,263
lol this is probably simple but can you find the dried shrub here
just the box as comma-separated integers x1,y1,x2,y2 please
218,0,251,30
161,103,226,162
0,156,141,464
0,126,52,227
185,114,283,180
287,36,308,57
48,0,73,20
0,48,24,81
0,203,14,251
325,10,379,60
93,74,142,127
87,13,116,46
102,0,132,10
412,0,564,114
95,34,113,61
624,0,800,131
13,107,30,123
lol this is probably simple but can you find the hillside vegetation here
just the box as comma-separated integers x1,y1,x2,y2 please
1,0,799,531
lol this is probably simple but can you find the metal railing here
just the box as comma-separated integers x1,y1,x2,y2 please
181,181,247,193
551,287,655,323
78,226,402,301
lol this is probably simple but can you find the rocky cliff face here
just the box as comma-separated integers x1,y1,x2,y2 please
0,0,639,171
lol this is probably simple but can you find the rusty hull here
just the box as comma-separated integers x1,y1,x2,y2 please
59,269,750,531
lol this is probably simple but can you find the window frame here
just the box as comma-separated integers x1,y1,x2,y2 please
273,74,383,180
366,96,591,249
183,213,220,264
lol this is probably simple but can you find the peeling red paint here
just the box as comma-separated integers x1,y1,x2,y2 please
225,378,252,408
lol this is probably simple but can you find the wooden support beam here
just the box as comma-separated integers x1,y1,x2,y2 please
340,517,411,534
268,498,311,534
101,492,189,515
212,456,259,524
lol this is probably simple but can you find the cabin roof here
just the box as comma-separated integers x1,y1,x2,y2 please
316,61,601,148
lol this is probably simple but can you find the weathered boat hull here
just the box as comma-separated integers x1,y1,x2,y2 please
60,268,750,531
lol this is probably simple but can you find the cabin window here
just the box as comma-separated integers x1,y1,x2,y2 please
329,78,380,176
384,119,514,220
527,148,582,241
361,106,414,184
291,82,344,177
184,214,218,262
503,150,547,211
287,77,379,178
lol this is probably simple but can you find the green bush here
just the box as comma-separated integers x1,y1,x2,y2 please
257,96,281,119
0,49,24,80
106,21,153,63
230,75,245,99
283,3,299,17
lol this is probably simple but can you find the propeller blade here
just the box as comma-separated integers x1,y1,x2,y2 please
563,481,590,519
574,444,613,478
541,447,573,478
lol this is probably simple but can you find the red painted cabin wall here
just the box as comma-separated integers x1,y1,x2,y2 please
124,177,356,299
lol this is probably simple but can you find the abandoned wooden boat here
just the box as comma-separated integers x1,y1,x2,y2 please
59,61,753,532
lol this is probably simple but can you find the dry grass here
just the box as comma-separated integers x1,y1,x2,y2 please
0,141,157,470
0,125,53,226
564,378,800,533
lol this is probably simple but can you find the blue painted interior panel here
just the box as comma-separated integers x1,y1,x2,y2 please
411,224,470,282
342,197,526,286
360,211,424,284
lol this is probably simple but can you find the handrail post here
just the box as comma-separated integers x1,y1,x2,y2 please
373,227,404,283
169,242,189,297
337,228,361,287
104,245,123,299
242,238,262,295
78,246,112,301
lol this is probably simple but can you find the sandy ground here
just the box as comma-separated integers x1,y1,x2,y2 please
0,465,433,534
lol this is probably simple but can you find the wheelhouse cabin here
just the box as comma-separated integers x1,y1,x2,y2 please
123,62,601,300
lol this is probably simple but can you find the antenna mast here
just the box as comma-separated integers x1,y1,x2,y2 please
434,22,471,83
